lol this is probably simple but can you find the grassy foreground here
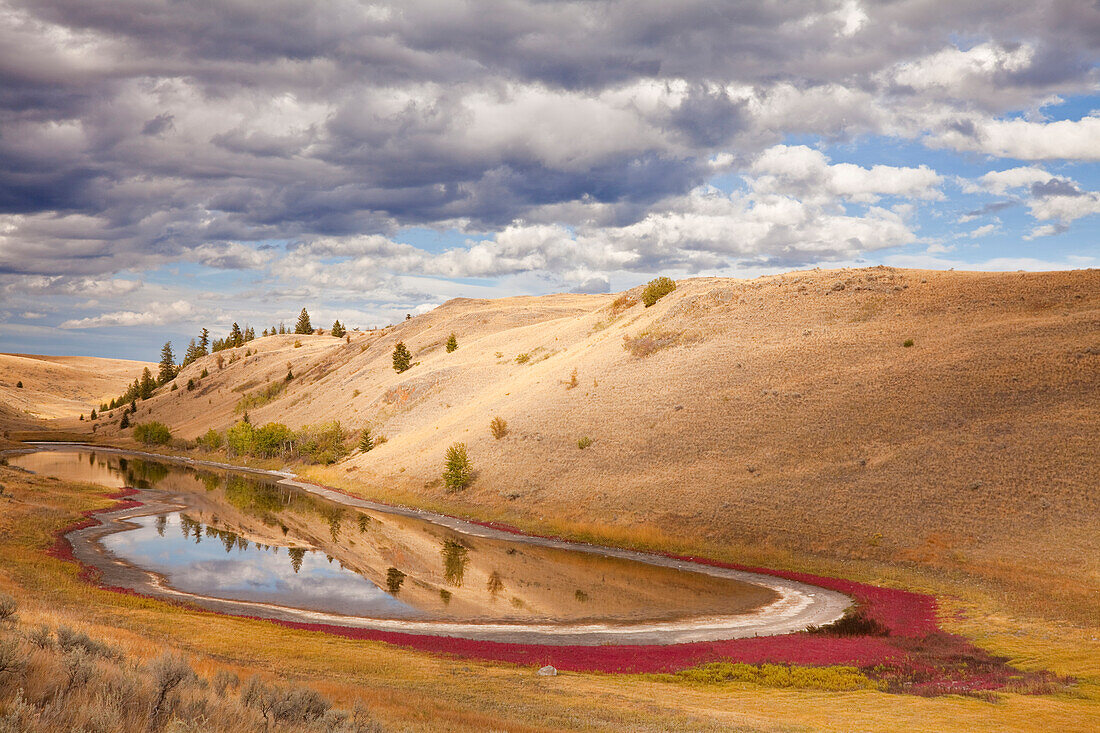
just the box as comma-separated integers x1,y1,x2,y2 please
0,461,1097,731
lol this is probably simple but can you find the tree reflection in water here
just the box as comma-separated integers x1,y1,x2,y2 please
441,539,469,587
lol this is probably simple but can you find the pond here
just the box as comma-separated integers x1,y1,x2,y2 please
6,446,849,643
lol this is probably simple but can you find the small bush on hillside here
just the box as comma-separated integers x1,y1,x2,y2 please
443,443,472,492
186,378,196,391
132,421,172,445
514,352,530,364
641,276,676,307
622,328,700,358
119,412,130,429
198,428,223,451
0,592,16,622
358,428,374,452
146,653,193,729
490,416,508,440
567,368,578,389
236,381,286,413
903,339,915,347
392,342,411,373
200,368,209,378
446,333,458,352
577,436,593,449
15,381,22,389
609,293,637,314
297,421,348,464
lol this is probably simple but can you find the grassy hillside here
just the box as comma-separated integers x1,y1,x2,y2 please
25,267,1100,627
0,353,156,420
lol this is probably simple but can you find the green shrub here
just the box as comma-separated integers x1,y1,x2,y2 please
252,423,295,458
132,421,172,445
490,416,508,439
236,381,286,413
514,352,530,364
358,427,374,452
443,442,472,492
198,429,223,451
296,421,348,464
641,276,676,307
903,338,914,347
446,333,458,352
226,421,255,457
577,436,593,449
673,662,877,692
119,412,130,429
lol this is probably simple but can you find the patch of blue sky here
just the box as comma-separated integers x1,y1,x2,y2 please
393,226,493,253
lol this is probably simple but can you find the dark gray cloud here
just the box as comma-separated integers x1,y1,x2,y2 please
0,0,1098,287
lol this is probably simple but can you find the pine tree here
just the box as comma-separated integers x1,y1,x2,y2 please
446,333,458,353
199,328,210,355
294,309,312,334
158,342,177,384
139,368,156,399
262,328,268,337
130,399,137,413
182,339,201,367
229,322,244,348
392,342,411,373
331,320,346,338
120,412,130,429
278,322,286,335
244,326,255,342
358,427,373,452
90,409,97,420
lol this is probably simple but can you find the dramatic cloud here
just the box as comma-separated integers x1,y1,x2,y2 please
0,0,1097,354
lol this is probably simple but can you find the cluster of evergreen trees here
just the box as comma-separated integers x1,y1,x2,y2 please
99,308,356,420
211,323,256,352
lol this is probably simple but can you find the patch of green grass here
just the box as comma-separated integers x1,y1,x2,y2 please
667,662,879,692
235,381,286,413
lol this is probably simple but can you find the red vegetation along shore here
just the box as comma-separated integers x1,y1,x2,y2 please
51,488,1060,695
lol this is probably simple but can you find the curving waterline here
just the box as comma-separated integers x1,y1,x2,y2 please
17,442,852,646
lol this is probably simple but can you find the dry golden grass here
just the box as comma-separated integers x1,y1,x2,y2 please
0,353,155,419
0,465,1098,732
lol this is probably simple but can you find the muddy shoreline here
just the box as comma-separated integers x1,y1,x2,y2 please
12,442,852,646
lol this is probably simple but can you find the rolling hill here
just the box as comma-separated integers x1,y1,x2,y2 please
11,266,1100,623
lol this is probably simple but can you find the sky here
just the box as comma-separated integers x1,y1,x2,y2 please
0,0,1097,360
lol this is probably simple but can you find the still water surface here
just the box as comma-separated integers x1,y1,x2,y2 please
9,448,777,624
